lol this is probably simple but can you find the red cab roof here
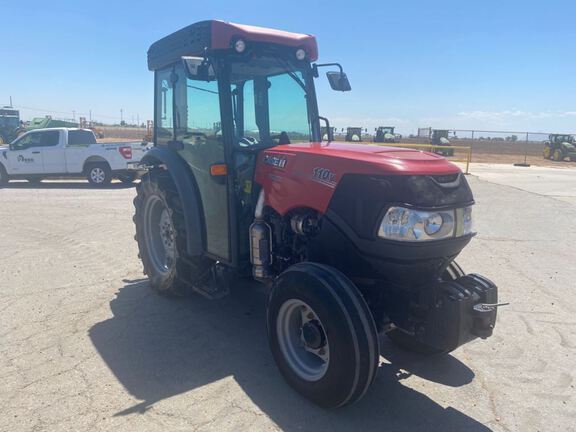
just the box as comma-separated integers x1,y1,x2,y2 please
148,20,318,70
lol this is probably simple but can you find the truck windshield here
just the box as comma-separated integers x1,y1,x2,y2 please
229,55,311,147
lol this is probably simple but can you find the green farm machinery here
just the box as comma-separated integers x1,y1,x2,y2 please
543,134,576,161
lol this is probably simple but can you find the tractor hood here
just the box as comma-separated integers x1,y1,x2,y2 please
255,141,464,216
269,141,458,175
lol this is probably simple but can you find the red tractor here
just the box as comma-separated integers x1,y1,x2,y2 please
134,20,499,408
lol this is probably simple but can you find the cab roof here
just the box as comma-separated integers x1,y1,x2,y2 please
147,20,318,71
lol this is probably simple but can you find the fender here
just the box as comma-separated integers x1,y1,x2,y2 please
142,146,205,256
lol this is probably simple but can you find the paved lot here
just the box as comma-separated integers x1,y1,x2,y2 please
1,168,575,432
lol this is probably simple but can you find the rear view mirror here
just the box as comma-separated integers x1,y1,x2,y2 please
326,71,351,91
182,56,215,81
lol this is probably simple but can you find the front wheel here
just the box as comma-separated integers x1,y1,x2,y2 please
267,262,379,408
552,149,564,162
86,163,112,186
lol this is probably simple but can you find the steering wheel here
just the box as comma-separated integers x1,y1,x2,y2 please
238,136,259,147
271,131,291,145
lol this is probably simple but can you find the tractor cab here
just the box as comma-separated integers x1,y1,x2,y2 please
146,20,349,265
431,129,454,156
544,134,576,161
0,107,20,144
345,127,363,141
373,126,397,143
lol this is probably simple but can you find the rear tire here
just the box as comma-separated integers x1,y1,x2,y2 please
386,261,465,355
133,169,213,296
86,163,111,186
543,144,551,159
267,262,379,408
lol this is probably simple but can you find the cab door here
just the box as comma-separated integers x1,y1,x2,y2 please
158,64,231,262
6,131,44,174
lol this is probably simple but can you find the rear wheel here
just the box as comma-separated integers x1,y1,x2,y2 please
386,261,465,355
133,169,213,296
86,163,112,186
267,262,379,408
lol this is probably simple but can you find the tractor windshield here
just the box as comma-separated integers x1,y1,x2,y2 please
229,55,312,147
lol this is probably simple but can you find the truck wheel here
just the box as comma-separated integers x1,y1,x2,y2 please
118,172,137,184
86,163,112,186
267,262,379,408
0,164,8,187
386,261,465,355
133,169,213,296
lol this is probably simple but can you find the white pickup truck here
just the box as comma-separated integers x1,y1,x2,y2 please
0,128,149,186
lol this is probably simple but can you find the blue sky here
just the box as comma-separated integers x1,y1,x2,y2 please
1,0,575,134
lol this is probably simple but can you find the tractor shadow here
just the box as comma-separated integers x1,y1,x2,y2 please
89,280,491,432
5,180,135,189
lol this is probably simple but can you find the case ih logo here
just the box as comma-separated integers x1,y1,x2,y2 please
312,167,337,188
263,154,287,168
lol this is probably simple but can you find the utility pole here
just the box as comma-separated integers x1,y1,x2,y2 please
72,110,76,121
89,110,92,123
120,108,123,124
137,114,139,126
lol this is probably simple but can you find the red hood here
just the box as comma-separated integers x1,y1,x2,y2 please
255,141,462,216
270,141,459,175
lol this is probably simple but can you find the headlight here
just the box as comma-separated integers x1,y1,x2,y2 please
234,39,246,53
378,206,473,242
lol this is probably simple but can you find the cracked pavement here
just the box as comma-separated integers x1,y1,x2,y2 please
0,168,575,432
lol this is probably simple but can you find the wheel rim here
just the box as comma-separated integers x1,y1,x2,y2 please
276,299,330,382
90,167,106,183
143,195,176,275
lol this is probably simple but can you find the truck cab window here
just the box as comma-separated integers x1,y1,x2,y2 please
68,130,96,146
12,132,41,150
41,131,61,146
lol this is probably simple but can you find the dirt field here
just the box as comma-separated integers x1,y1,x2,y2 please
1,165,575,432
96,127,573,168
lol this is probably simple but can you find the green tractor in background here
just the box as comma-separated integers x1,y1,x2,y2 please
431,129,454,157
543,134,576,161
373,126,400,143
25,116,78,132
345,127,363,141
0,106,21,144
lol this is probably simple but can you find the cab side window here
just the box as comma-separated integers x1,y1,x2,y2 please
40,131,60,147
12,132,42,150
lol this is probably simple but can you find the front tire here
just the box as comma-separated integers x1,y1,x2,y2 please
86,163,111,186
267,262,379,408
386,261,465,355
133,169,212,296
552,149,564,162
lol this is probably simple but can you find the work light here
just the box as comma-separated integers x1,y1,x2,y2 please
295,48,306,60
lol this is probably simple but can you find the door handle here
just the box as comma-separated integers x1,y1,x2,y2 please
32,151,40,154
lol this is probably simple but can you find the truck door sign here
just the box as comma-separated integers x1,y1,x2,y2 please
17,155,34,163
